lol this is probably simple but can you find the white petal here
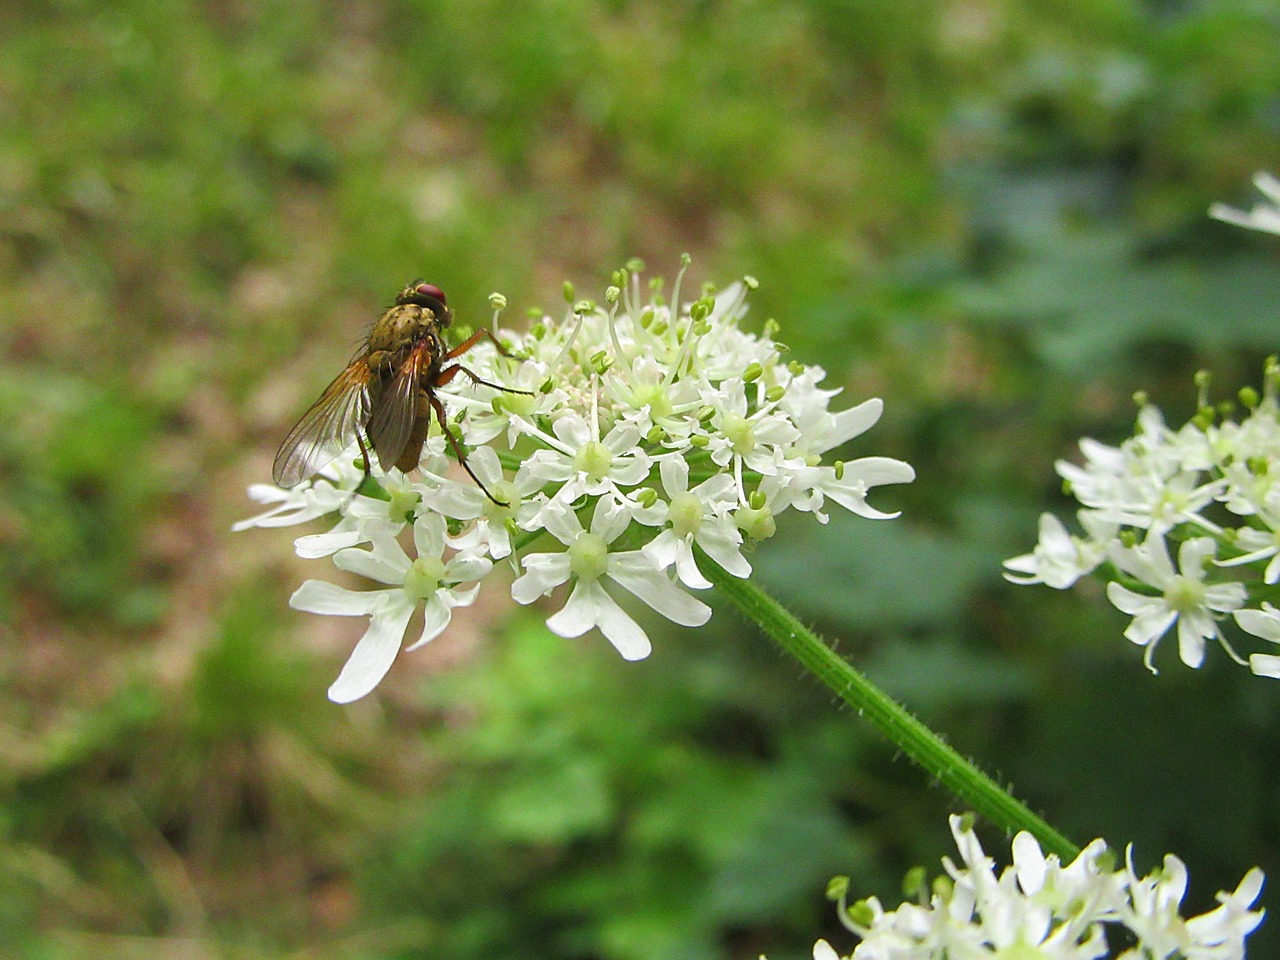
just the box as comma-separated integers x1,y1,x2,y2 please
413,513,447,558
1011,831,1047,895
696,523,752,578
1249,652,1280,677
445,553,493,583
815,397,883,453
511,553,572,603
673,540,712,590
334,532,410,584
586,587,653,660
546,579,606,639
1234,606,1280,642
590,495,632,543
659,455,690,496
1177,536,1217,576
405,596,454,652
294,528,365,559
608,553,711,627
1124,607,1179,651
603,422,641,455
609,456,653,486
552,413,592,449
1175,613,1210,668
289,580,386,617
540,499,585,545
327,600,416,703
1106,582,1160,618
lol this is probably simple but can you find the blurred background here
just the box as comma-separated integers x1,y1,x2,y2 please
3,0,1279,957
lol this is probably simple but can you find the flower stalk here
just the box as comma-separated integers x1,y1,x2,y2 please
697,545,1080,861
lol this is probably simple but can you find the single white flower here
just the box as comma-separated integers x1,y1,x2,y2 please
1120,852,1265,960
642,456,749,589
511,497,711,660
293,468,425,558
232,457,365,531
514,409,653,506
290,514,492,703
1004,512,1116,589
1106,535,1246,671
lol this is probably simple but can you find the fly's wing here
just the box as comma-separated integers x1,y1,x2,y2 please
366,342,427,473
272,360,372,488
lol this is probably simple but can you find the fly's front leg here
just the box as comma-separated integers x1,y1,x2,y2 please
444,326,518,361
442,327,533,396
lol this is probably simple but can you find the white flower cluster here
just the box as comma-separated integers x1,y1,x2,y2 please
238,261,914,702
817,814,1264,960
1004,366,1280,679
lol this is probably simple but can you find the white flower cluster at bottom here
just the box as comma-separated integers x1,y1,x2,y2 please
815,815,1264,960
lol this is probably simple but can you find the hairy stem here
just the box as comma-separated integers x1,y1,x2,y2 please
697,546,1079,860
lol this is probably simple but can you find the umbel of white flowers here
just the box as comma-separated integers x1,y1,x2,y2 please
812,814,1264,960
1005,170,1280,681
1004,364,1280,679
238,260,915,702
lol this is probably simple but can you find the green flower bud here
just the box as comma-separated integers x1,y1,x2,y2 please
825,876,850,901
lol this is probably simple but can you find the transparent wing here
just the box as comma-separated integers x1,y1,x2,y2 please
366,343,426,472
272,361,372,488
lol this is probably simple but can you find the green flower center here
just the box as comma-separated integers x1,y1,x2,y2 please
574,441,614,482
632,384,673,419
387,488,421,521
403,556,446,601
734,504,775,541
567,532,609,581
668,492,703,537
721,413,756,455
485,479,520,515
1163,575,1206,613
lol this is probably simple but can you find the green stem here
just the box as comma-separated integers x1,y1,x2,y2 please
696,546,1079,860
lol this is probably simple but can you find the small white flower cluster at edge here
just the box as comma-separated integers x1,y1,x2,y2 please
238,260,915,702
811,814,1264,960
1006,173,1280,681
1004,371,1280,679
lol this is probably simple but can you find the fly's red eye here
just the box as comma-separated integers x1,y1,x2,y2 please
416,283,446,305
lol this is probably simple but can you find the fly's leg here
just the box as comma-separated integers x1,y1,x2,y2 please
444,327,518,361
442,330,535,396
438,362,534,396
426,390,508,506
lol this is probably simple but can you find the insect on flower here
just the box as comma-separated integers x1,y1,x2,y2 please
272,281,530,504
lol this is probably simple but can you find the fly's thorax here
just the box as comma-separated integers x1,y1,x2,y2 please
367,304,439,354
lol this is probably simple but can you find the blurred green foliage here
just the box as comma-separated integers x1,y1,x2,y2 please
2,0,1278,957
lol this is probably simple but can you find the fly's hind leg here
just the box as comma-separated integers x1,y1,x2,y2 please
426,391,508,507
